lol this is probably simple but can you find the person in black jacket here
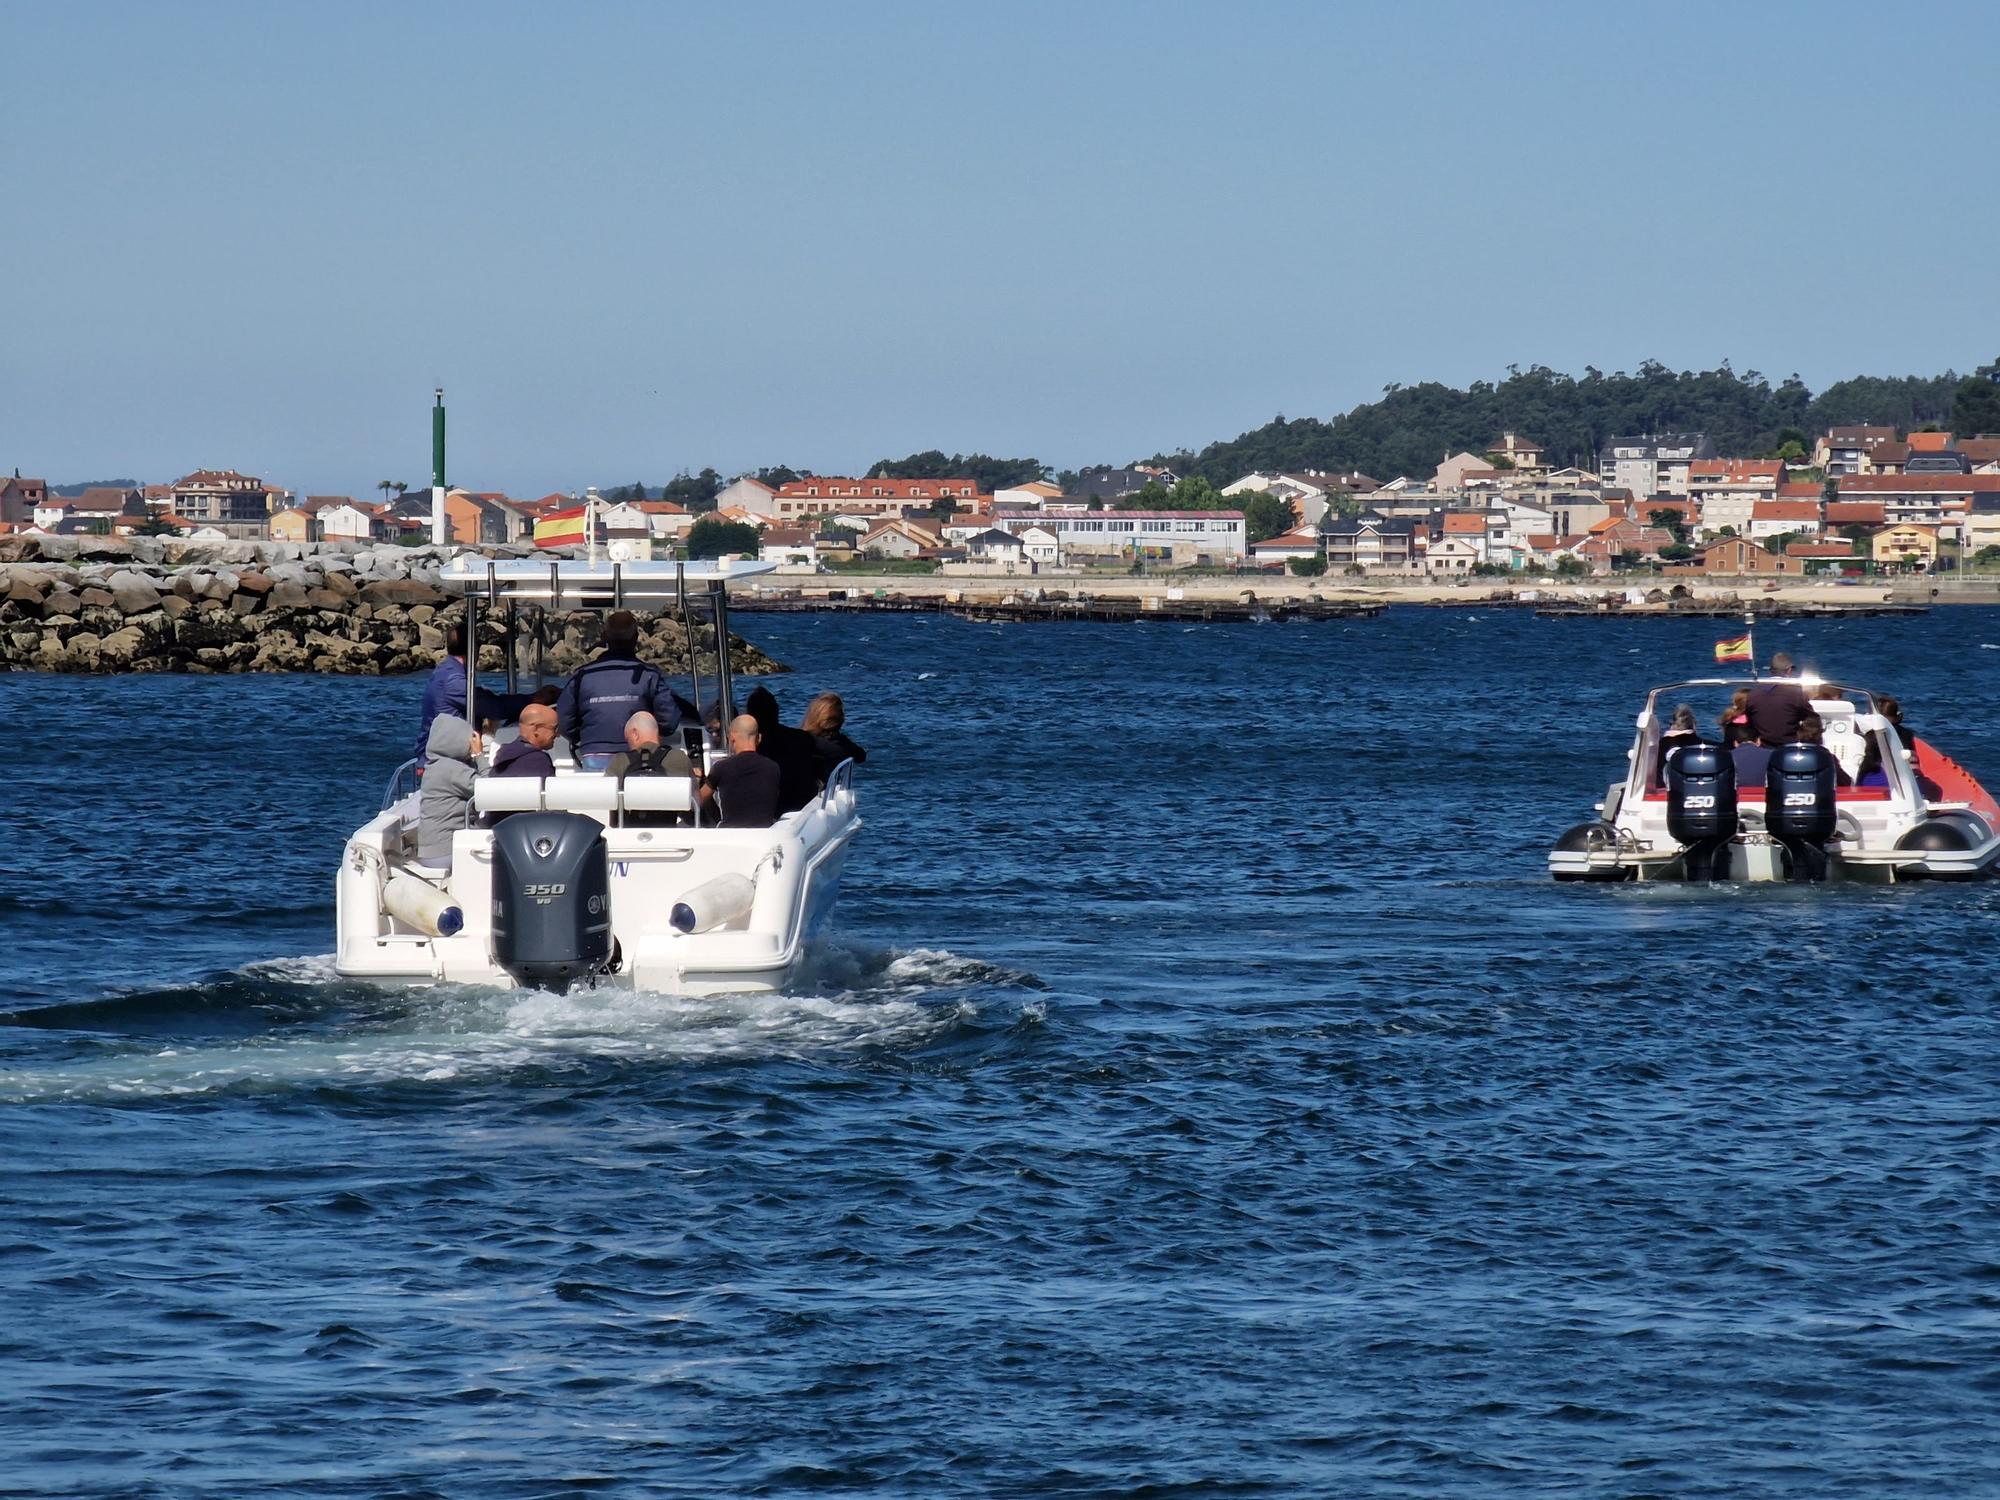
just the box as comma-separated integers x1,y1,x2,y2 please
745,685,820,815
557,611,681,769
1653,704,1703,785
1745,652,1810,746
802,692,866,783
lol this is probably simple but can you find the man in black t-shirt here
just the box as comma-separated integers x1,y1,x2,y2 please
696,715,781,828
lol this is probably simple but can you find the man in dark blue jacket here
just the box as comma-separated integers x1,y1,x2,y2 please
415,622,473,763
557,611,681,769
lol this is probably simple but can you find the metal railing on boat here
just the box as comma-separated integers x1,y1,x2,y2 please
381,757,421,811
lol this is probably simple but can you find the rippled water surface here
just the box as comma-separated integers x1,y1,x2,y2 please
4,606,1999,1497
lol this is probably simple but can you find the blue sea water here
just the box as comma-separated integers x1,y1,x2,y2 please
2,605,1999,1498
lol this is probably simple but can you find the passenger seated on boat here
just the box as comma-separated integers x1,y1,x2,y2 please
489,702,559,799
1857,695,1929,791
605,711,691,827
802,692,867,783
745,685,820,815
417,714,481,872
558,610,682,770
1653,704,1704,784
488,686,575,764
696,715,781,829
1718,689,1753,749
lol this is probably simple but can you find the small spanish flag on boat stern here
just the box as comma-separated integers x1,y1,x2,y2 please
1714,634,1753,664
534,505,587,548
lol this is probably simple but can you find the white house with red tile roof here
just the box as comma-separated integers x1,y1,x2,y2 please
1689,459,1782,536
860,517,942,559
1748,498,1823,543
1424,535,1483,573
1249,526,1321,566
759,526,820,571
320,499,392,543
597,500,693,543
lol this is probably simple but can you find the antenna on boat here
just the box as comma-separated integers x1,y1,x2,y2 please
429,387,448,550
585,486,601,565
1746,607,1758,681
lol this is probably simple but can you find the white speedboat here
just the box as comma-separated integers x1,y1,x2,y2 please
335,558,860,993
1550,676,2000,883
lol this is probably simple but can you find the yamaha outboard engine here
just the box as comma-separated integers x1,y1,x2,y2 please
1665,743,1737,882
1765,744,1838,882
490,812,611,992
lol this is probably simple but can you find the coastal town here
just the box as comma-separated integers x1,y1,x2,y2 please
6,419,2000,582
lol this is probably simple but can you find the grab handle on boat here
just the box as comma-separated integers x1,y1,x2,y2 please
820,757,856,808
381,757,422,810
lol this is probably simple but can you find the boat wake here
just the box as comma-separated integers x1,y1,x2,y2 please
0,944,1042,1104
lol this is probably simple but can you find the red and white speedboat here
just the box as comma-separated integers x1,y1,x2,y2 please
1550,676,2000,883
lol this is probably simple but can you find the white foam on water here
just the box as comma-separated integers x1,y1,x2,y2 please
0,948,1003,1104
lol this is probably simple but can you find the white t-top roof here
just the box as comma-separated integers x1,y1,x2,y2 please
439,555,776,601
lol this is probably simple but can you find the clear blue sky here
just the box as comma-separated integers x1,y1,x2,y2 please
5,0,1996,498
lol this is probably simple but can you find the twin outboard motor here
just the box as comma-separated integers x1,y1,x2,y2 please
490,812,611,993
1665,743,1737,881
1765,744,1838,882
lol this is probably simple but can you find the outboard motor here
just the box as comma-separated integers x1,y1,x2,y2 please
490,812,611,992
1665,743,1737,882
1765,744,1839,882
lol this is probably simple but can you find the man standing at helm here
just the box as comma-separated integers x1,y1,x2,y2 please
1746,651,1811,747
556,610,681,771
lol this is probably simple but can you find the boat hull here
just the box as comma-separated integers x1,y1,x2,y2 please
336,786,861,995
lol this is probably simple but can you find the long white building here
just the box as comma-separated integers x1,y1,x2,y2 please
992,507,1246,562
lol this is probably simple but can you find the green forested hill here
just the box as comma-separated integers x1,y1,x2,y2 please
1139,362,1988,484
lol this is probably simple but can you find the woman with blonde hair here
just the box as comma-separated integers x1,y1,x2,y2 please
802,692,867,782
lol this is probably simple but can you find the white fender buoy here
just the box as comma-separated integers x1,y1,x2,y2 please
385,873,464,938
670,873,755,934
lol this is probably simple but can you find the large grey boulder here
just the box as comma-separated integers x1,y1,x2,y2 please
111,580,162,620
359,578,444,608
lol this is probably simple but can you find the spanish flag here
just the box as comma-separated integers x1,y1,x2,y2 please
1714,634,1753,664
534,505,586,548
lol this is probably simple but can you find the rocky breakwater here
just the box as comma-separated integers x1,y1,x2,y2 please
0,535,783,678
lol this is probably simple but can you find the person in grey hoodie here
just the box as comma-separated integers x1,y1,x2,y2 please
417,713,481,872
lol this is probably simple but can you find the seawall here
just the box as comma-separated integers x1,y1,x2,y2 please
0,536,782,677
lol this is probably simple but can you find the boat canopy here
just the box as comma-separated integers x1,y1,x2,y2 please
439,556,776,606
